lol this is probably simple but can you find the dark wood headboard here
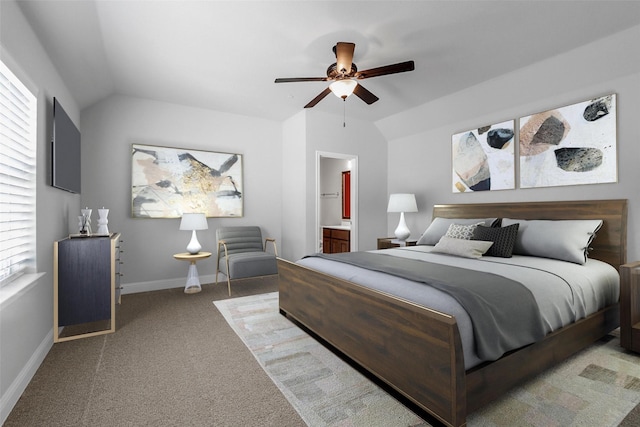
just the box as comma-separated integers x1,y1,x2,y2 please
432,199,628,270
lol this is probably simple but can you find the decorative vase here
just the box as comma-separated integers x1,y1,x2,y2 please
80,207,92,234
97,208,109,234
78,215,87,234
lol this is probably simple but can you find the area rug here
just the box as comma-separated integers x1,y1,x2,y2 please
214,292,640,426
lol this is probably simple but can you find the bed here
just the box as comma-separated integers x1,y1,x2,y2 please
277,200,627,427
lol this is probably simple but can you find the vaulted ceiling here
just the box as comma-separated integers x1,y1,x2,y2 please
15,0,640,122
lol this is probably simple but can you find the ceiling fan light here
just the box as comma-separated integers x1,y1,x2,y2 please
329,79,357,99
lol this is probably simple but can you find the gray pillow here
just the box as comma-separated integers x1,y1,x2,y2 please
432,236,494,259
501,218,603,264
417,217,498,245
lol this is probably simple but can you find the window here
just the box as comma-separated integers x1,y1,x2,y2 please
0,59,37,285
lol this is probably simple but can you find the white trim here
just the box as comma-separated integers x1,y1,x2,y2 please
315,151,358,253
0,329,53,425
0,273,45,309
0,46,38,97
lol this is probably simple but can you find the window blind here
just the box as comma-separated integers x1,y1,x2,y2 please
0,60,37,284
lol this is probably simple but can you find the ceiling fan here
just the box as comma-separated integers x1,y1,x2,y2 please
275,42,415,108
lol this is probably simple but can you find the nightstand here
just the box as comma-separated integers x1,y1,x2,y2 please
620,261,640,353
377,237,418,250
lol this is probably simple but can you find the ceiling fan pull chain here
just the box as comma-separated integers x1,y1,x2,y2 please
343,99,346,127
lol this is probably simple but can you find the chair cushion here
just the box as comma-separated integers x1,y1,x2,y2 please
216,226,264,255
222,251,277,279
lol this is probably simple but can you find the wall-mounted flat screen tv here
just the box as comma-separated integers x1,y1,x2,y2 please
51,97,81,193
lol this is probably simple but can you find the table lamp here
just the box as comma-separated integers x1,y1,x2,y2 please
179,213,208,254
387,193,418,242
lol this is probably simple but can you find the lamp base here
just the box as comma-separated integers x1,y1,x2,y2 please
186,230,202,254
394,212,411,241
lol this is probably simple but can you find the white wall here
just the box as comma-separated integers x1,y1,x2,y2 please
306,110,388,254
0,1,81,422
281,111,307,261
381,25,640,263
80,95,283,291
280,109,388,261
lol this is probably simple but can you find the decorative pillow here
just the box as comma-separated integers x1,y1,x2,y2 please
445,223,482,240
472,223,520,258
417,217,498,245
501,218,603,264
431,236,494,259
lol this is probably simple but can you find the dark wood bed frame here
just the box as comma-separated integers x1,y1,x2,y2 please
278,200,627,427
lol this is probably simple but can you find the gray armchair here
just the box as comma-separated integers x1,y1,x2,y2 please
215,226,278,295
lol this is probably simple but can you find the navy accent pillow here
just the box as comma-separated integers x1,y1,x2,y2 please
472,223,519,258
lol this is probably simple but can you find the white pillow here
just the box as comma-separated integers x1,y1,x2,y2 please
417,217,498,245
501,218,603,264
445,223,482,240
431,236,494,259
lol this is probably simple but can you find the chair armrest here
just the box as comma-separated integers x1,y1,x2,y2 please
217,240,229,266
264,238,278,256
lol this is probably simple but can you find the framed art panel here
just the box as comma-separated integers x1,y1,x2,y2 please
452,120,515,192
519,94,617,188
131,144,243,218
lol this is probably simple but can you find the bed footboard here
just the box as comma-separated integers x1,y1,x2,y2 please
278,258,467,427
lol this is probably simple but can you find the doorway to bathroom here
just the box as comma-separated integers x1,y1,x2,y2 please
316,151,358,253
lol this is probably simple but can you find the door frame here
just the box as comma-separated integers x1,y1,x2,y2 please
315,151,358,252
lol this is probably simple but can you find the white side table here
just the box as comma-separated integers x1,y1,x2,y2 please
173,251,212,294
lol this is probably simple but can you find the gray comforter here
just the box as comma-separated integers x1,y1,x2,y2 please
300,246,620,368
306,252,547,360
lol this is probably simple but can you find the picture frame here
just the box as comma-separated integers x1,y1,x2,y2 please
131,143,243,218
452,120,515,192
519,94,617,188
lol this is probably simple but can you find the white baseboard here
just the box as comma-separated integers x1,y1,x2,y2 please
0,329,53,425
121,274,220,295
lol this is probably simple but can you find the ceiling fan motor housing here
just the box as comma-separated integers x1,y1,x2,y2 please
327,62,358,79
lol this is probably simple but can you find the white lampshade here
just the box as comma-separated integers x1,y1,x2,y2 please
179,213,208,254
387,194,418,213
179,213,208,231
329,79,358,99
387,194,418,242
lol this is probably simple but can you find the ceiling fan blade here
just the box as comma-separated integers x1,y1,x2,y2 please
275,77,328,83
304,87,332,108
335,42,355,75
353,84,379,105
354,60,415,80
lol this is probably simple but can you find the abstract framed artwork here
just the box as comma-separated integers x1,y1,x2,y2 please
131,144,243,218
452,120,515,192
519,94,617,188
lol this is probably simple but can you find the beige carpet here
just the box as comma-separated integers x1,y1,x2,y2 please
4,278,305,426
215,292,640,427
